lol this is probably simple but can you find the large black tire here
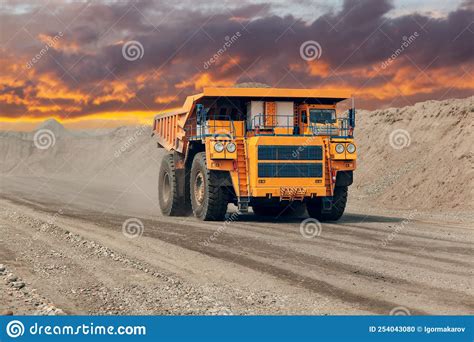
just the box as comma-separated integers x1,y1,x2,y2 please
190,152,228,221
306,186,348,221
158,154,191,216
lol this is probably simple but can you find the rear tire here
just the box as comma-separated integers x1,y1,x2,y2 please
190,152,228,221
158,154,191,216
306,186,348,221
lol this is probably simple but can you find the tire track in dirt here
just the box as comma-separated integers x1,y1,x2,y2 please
57,210,473,314
3,195,473,314
204,218,473,273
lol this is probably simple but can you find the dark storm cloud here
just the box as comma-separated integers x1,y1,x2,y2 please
0,0,473,119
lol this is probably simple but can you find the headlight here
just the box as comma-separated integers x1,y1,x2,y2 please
226,142,236,153
335,143,345,154
347,143,356,153
214,142,224,152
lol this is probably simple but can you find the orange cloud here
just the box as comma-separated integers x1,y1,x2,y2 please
36,74,89,103
92,81,135,105
307,60,331,77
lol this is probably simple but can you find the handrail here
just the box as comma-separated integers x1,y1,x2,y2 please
250,114,294,135
185,114,354,139
250,114,353,137
185,115,236,140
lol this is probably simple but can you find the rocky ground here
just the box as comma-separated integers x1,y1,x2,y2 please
0,193,472,315
0,263,64,316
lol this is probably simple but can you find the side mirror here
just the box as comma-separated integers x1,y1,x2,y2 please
196,104,209,125
196,104,203,124
349,108,356,128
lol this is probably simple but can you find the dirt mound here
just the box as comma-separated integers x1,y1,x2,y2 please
36,118,69,137
352,96,473,211
0,123,163,188
0,96,472,212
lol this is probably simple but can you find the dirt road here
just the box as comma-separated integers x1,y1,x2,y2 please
1,175,472,315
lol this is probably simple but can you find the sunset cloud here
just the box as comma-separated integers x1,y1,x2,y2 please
0,0,472,129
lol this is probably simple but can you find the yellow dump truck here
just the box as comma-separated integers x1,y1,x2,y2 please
152,87,356,221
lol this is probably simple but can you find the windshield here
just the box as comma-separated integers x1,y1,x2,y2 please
309,109,336,124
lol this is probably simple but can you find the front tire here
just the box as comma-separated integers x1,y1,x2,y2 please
306,186,348,221
158,154,191,216
190,152,228,221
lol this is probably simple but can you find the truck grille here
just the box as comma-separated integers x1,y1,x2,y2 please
258,145,322,161
258,163,322,178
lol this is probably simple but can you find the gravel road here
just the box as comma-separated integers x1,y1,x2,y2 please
1,176,472,315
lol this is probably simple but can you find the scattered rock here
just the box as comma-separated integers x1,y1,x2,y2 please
12,281,25,289
1,310,14,316
7,275,18,282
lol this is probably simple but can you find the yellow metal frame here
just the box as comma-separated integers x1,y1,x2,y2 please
241,136,330,198
203,87,352,100
204,128,357,199
330,138,357,160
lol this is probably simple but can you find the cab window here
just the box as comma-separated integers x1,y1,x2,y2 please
309,109,336,124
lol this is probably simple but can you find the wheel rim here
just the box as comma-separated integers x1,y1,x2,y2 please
194,171,205,205
162,172,171,204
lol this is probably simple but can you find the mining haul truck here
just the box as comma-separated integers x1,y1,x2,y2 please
152,87,356,221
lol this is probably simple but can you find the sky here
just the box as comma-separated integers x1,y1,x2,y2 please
0,0,473,130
